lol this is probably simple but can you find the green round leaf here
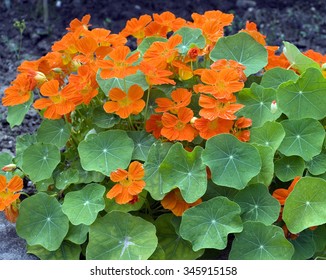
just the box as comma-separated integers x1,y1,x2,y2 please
279,118,325,161
137,36,167,55
65,224,89,245
229,221,294,260
54,168,79,190
283,41,321,74
7,93,33,128
306,150,326,176
202,134,262,190
234,184,280,225
283,177,326,233
127,131,156,161
36,119,71,148
144,142,172,200
174,27,206,54
22,143,61,182
277,68,326,120
16,192,69,251
97,70,148,94
250,121,285,152
274,156,305,182
27,241,81,260
203,181,239,201
155,214,204,259
290,229,316,260
92,106,120,128
260,67,299,89
237,83,281,127
14,133,37,166
180,197,243,251
78,130,134,176
210,32,268,76
86,211,158,260
249,145,274,187
62,183,106,225
160,143,207,203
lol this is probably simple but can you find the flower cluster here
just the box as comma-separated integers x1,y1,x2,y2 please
0,175,23,222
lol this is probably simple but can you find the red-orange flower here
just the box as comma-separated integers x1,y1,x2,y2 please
98,46,139,79
194,69,244,100
210,59,247,82
199,94,244,120
34,79,76,119
106,161,146,204
120,14,152,42
232,117,252,142
0,175,23,211
194,117,234,140
103,84,145,119
240,21,266,45
139,61,176,85
67,65,98,105
273,176,301,206
145,114,163,139
265,46,290,70
161,107,197,141
155,88,192,113
161,188,202,216
66,14,91,34
2,73,36,106
191,10,234,44
143,34,182,69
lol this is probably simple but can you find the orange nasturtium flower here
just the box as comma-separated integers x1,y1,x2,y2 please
106,161,146,204
66,14,91,34
2,73,36,106
194,117,234,140
155,88,192,113
194,69,244,100
210,59,247,82
98,46,139,79
143,34,182,69
139,61,176,85
161,107,197,142
145,114,163,139
161,188,202,216
103,84,145,119
120,14,152,41
232,117,252,142
273,176,301,206
34,79,76,119
0,175,23,212
198,94,244,121
240,21,266,46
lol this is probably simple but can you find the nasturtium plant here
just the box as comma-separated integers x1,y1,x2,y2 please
1,10,325,260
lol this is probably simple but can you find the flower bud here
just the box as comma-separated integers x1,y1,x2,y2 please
190,116,198,124
271,100,278,114
2,164,17,172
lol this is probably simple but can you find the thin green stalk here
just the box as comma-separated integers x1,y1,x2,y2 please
143,85,152,128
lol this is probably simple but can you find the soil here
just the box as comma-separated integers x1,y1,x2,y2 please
0,0,326,260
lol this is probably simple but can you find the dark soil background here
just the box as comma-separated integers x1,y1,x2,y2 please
0,0,326,260
1,0,326,154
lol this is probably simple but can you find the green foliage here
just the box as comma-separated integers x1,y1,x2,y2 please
202,134,262,190
210,32,268,76
229,221,294,260
1,10,325,260
86,211,158,260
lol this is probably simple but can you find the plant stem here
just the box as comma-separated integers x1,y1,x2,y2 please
143,85,152,128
